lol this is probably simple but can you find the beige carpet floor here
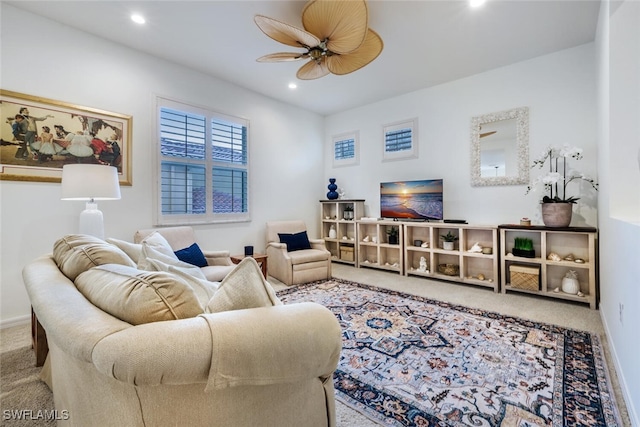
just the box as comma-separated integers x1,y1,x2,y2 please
0,263,631,426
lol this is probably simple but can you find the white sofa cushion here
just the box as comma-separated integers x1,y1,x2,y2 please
145,258,218,308
140,232,176,258
106,237,142,263
53,234,136,281
75,264,203,325
207,258,282,313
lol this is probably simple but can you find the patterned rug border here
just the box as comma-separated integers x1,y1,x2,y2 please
277,278,622,426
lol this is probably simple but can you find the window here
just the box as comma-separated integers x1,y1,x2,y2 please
332,131,359,167
157,98,249,225
383,118,418,161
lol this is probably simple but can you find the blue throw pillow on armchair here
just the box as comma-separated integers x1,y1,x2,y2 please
174,243,208,268
278,231,312,252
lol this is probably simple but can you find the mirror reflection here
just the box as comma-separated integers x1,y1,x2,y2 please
471,107,529,186
479,118,517,177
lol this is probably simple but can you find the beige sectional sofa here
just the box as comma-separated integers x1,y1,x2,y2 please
23,234,342,426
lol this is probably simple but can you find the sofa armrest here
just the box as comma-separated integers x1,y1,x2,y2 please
202,250,233,266
202,302,341,390
265,242,290,260
91,302,341,388
309,239,328,251
266,242,287,251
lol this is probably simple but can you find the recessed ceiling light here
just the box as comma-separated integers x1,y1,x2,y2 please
470,0,486,7
288,83,297,89
131,14,146,24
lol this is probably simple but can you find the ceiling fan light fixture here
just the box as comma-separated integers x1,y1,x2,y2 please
255,0,383,80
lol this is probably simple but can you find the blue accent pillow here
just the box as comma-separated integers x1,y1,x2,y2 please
174,243,208,268
278,231,312,252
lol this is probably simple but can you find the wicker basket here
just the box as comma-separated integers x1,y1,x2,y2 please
340,246,354,262
438,263,459,276
509,265,539,290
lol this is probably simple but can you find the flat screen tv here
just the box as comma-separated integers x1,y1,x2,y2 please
380,179,443,221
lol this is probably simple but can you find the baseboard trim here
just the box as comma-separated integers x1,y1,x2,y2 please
600,305,639,426
0,315,30,330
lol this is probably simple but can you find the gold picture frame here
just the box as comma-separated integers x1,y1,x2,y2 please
1,89,132,185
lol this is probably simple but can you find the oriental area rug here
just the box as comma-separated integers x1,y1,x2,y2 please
277,279,621,427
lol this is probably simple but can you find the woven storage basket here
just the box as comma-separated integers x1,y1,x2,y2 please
438,263,459,276
340,246,354,262
509,265,539,290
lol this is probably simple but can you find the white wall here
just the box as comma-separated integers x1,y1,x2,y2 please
596,0,640,425
324,44,598,227
0,5,325,325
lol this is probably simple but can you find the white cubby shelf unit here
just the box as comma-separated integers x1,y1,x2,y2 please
404,222,499,292
499,224,598,309
320,200,365,265
356,219,404,274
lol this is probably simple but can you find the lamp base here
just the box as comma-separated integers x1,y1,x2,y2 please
79,202,104,239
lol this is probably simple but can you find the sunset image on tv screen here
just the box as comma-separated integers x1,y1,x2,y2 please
380,179,443,220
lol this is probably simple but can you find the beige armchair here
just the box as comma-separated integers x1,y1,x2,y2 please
134,226,235,281
266,220,331,286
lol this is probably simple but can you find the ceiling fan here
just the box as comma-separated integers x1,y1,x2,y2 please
480,131,497,138
254,0,383,80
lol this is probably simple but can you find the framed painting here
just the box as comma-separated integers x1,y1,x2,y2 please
0,89,132,185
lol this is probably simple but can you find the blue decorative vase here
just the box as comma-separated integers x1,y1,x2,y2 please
326,178,339,200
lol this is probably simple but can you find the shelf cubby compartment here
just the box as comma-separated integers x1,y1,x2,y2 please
435,228,460,250
432,251,461,280
358,244,379,268
404,224,432,249
545,232,591,262
405,250,432,277
461,256,496,288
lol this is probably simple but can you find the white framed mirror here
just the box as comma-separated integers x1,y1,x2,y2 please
470,107,529,186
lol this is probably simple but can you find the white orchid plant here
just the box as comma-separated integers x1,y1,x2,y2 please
526,145,598,204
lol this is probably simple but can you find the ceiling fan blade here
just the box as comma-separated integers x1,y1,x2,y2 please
480,131,497,138
255,15,320,49
297,59,330,80
302,0,368,54
326,28,383,75
257,52,307,62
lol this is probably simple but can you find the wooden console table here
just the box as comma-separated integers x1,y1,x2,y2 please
230,253,268,278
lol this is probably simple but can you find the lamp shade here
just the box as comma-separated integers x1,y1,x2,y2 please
61,164,121,201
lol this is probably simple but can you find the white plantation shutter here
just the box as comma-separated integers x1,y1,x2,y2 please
385,128,412,152
335,138,355,160
157,98,249,224
383,118,418,161
332,131,359,167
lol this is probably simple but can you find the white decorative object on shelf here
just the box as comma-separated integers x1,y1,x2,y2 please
561,270,580,295
329,225,337,239
418,256,428,272
468,242,483,253
547,252,561,261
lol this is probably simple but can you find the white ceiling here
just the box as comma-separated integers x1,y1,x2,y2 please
6,0,601,116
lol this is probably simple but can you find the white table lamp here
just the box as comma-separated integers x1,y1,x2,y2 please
61,164,121,239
